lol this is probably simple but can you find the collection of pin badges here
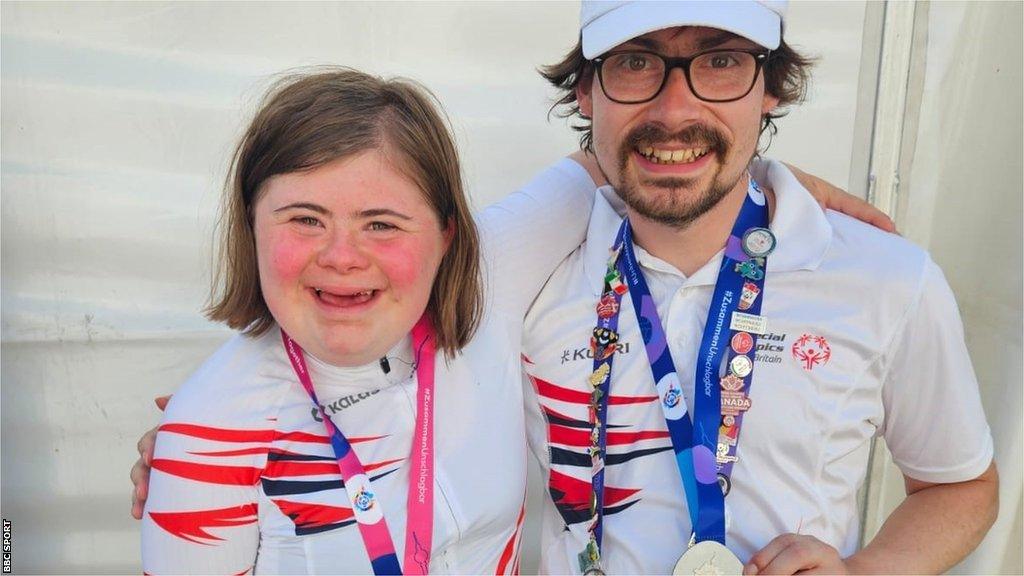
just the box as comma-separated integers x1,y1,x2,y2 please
579,249,629,576
578,223,777,576
714,227,774,490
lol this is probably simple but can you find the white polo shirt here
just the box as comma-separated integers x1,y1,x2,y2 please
522,159,993,574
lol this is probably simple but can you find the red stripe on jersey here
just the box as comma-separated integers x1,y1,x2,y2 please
548,470,640,509
348,435,389,445
548,424,669,447
273,430,329,443
158,423,274,443
495,501,526,575
531,376,657,405
364,457,404,472
152,459,262,486
272,499,355,528
149,503,257,545
189,447,270,457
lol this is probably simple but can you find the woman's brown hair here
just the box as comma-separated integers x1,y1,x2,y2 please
206,67,482,358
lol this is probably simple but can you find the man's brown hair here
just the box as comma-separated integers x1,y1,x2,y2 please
539,34,814,151
206,67,482,358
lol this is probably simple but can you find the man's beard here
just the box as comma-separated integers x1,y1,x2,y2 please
615,124,743,229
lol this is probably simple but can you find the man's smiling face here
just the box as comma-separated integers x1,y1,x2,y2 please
578,26,779,228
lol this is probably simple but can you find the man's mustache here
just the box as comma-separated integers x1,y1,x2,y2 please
623,124,729,155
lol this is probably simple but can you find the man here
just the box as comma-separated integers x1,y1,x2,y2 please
520,1,996,574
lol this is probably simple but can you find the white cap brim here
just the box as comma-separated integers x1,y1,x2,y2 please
582,1,782,59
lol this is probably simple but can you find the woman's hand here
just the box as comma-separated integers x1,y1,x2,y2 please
786,163,896,233
130,395,169,519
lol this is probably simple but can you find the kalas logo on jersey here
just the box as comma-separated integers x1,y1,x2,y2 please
792,334,831,371
312,389,381,422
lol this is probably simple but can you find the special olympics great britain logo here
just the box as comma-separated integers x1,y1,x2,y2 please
791,334,831,371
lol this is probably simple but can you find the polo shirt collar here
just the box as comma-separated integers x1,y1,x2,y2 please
582,159,833,296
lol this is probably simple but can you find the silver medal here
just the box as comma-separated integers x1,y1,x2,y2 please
672,540,744,576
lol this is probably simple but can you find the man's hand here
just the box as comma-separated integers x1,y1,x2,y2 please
130,395,170,520
746,463,998,575
744,534,850,575
785,163,897,234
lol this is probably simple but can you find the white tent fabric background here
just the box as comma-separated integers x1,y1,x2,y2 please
1,2,1019,574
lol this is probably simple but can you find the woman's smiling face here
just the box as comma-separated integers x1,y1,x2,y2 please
253,148,450,366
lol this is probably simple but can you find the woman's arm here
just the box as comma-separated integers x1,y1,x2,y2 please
474,156,598,320
141,404,262,574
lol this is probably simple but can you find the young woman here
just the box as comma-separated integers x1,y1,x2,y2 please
140,68,600,575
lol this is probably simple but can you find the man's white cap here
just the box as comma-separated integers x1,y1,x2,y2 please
580,0,787,59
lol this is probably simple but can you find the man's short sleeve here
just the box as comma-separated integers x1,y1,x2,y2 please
880,258,994,483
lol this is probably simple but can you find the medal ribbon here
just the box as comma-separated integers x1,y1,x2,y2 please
683,180,768,543
583,178,770,562
282,314,436,575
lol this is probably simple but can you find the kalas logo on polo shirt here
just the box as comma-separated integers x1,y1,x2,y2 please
561,342,632,364
792,334,832,371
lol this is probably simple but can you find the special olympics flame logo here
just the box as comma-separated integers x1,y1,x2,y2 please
791,333,831,371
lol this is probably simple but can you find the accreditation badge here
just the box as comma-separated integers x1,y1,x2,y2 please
673,540,744,576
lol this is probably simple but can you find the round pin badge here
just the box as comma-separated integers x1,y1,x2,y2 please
729,355,753,378
741,227,776,258
731,332,754,355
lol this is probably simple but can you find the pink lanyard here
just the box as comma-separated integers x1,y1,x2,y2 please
282,314,436,575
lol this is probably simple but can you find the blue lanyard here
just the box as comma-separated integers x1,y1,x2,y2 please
582,179,773,566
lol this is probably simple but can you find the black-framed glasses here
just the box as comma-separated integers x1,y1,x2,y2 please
592,49,770,104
